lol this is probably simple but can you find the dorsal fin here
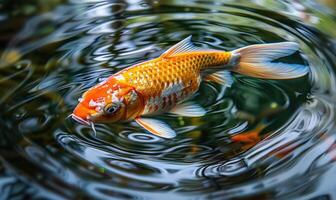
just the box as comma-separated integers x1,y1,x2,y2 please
160,36,214,58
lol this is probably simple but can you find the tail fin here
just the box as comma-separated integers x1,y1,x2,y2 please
231,42,308,79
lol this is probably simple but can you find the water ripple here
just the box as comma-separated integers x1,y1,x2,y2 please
0,0,335,199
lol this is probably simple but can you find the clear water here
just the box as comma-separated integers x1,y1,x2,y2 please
0,0,335,199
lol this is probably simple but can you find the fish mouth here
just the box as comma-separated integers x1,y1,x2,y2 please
69,114,97,135
70,114,91,126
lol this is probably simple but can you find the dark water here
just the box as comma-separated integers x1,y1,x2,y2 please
0,0,336,199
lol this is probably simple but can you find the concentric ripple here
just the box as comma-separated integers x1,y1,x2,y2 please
0,0,335,199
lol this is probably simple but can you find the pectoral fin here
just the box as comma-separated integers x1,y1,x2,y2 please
169,101,206,117
135,117,176,138
204,70,233,87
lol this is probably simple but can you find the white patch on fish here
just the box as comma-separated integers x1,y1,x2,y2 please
89,97,106,108
114,74,125,81
129,90,138,103
107,88,113,94
142,80,187,115
161,81,184,97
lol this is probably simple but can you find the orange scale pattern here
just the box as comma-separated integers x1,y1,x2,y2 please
118,51,231,114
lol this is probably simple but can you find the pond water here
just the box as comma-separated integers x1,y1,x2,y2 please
0,0,335,199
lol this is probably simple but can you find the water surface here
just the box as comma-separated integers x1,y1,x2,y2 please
0,0,336,199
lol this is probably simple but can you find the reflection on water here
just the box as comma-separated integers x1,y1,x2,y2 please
0,0,336,199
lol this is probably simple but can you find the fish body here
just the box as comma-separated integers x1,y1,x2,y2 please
116,50,231,115
72,36,308,138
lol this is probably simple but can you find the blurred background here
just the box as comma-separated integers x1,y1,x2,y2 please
0,0,335,199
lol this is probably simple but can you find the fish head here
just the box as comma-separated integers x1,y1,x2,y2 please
72,78,143,125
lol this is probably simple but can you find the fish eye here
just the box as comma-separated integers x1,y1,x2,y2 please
104,103,120,114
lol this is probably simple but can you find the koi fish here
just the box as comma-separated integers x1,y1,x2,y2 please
231,124,266,144
71,36,308,138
